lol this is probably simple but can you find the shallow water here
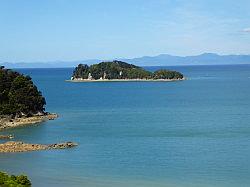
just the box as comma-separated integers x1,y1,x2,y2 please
1,65,250,187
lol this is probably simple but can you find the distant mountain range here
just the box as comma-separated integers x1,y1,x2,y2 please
1,53,250,68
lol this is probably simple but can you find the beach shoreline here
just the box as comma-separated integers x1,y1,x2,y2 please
0,113,58,130
66,78,186,82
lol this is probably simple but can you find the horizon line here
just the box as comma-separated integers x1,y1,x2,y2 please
2,52,250,64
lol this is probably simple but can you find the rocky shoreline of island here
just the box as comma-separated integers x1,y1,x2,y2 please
0,113,58,130
67,77,186,82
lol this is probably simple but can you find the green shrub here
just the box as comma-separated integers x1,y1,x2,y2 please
153,69,184,79
0,171,31,187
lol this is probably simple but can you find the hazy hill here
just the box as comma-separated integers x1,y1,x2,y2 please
124,53,250,66
1,53,250,68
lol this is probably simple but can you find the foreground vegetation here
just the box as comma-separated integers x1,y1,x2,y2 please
72,61,184,80
0,171,31,187
0,66,46,117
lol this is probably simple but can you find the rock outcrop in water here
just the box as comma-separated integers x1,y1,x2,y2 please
48,142,78,149
0,134,14,139
0,141,78,153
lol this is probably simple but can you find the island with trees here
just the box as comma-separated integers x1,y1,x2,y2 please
70,61,185,82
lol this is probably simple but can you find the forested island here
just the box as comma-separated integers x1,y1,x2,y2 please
0,66,57,129
70,61,184,82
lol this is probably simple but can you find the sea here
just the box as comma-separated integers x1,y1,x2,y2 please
0,65,250,187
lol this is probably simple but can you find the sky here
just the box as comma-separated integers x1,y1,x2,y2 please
0,0,250,62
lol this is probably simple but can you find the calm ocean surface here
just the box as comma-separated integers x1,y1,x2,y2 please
1,65,250,187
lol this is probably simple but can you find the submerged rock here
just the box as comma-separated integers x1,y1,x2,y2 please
0,141,78,153
0,141,47,153
48,142,78,149
0,134,14,139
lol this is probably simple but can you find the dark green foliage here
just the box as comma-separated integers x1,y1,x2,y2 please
0,67,46,116
73,64,89,79
124,68,152,79
0,171,31,187
72,61,184,80
73,61,147,80
152,69,184,79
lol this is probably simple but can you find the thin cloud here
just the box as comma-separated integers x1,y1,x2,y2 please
242,28,250,32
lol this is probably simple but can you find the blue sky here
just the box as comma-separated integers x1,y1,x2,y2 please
0,0,250,62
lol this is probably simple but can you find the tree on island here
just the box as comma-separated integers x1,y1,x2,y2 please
153,70,183,79
0,66,46,117
72,61,184,80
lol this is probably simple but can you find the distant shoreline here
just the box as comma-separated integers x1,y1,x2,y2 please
66,78,186,82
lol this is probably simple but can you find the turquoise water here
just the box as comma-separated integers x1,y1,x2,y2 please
1,65,250,187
